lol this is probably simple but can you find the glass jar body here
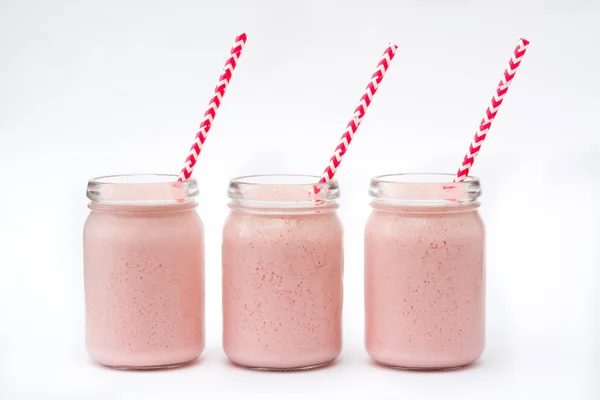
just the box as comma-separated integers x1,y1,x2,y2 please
364,174,485,370
222,175,343,370
83,175,205,369
222,210,343,370
365,206,485,369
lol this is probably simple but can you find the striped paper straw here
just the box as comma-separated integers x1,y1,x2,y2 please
178,32,247,181
454,38,530,182
319,43,398,184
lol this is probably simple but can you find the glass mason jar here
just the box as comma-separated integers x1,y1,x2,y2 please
222,175,343,370
83,174,205,369
364,173,485,370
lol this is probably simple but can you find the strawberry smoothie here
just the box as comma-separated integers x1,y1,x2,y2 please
364,174,485,370
222,175,343,370
83,174,205,369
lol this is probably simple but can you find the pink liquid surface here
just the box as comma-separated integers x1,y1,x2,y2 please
365,205,485,369
222,211,343,369
84,204,205,368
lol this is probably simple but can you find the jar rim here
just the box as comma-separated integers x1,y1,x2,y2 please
89,174,184,185
86,174,198,204
369,173,481,205
372,173,479,184
229,174,335,186
228,174,339,210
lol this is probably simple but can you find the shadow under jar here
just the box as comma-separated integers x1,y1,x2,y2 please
83,174,205,369
222,175,343,370
365,174,485,370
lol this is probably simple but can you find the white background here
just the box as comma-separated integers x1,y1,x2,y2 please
1,0,598,398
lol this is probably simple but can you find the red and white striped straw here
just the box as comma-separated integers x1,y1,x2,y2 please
319,43,398,183
454,38,530,182
178,32,247,181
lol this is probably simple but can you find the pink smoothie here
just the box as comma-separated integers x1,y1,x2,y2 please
365,204,485,369
222,210,343,370
84,202,205,368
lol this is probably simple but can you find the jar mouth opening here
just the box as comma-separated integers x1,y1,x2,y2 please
89,174,182,185
87,174,199,205
369,173,481,205
373,173,478,184
230,174,331,186
228,174,339,209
